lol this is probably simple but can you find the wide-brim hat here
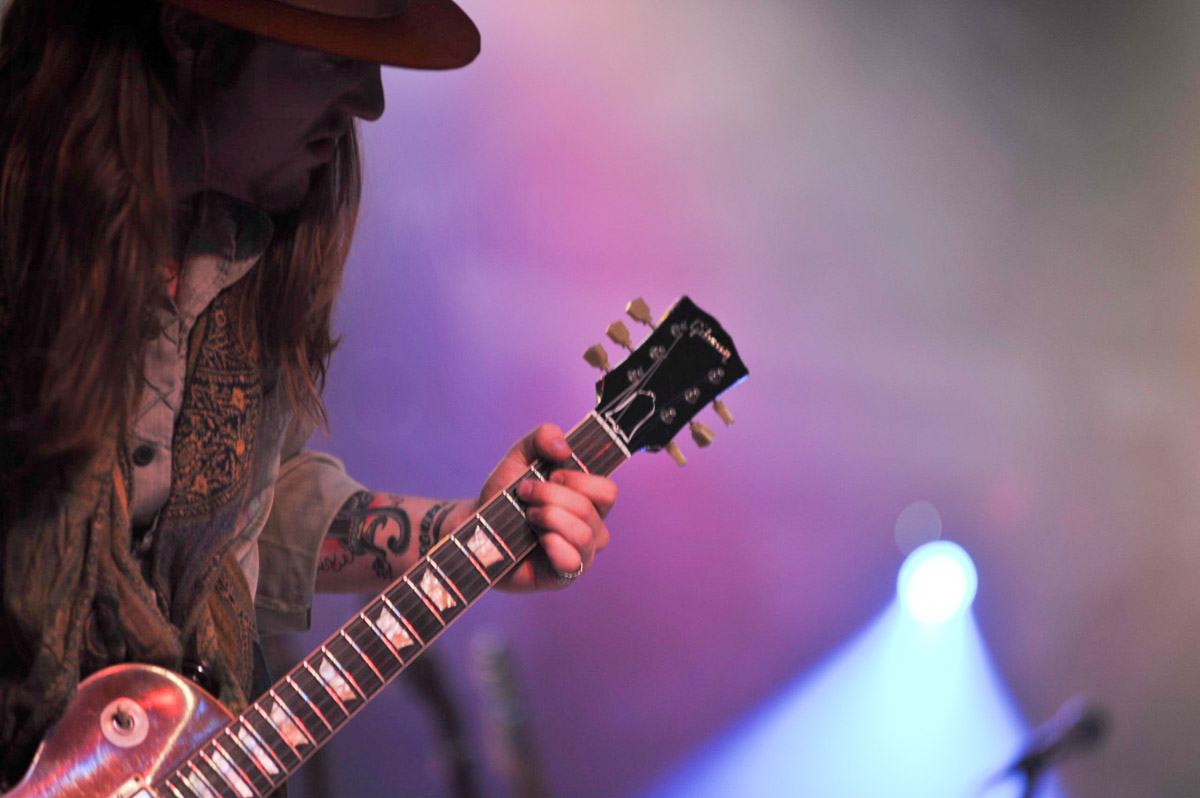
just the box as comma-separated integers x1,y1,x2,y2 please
159,0,480,69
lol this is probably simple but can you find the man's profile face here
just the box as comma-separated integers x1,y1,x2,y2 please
193,37,385,214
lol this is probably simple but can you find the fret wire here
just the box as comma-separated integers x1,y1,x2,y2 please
303,660,350,718
433,545,488,602
573,420,627,475
188,761,227,798
404,575,446,626
500,489,527,519
205,756,245,798
475,515,515,561
197,749,244,798
222,728,279,790
569,423,610,466
450,535,492,583
483,498,531,551
490,510,537,558
294,659,347,714
432,540,474,578
153,411,642,798
573,441,612,473
427,557,467,605
232,718,288,777
360,610,406,662
284,676,331,734
575,435,607,466
440,545,487,588
379,594,425,647
172,774,200,798
339,629,384,685
210,741,262,798
345,617,399,679
216,735,265,791
389,586,442,643
566,423,599,461
262,694,312,752
322,645,367,702
245,707,301,771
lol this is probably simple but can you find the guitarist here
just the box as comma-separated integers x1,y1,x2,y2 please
0,0,617,789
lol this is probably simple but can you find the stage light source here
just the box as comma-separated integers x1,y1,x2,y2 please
897,541,977,624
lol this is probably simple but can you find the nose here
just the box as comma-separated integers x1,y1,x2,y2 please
339,62,386,122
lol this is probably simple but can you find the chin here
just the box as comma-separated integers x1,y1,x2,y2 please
254,173,314,217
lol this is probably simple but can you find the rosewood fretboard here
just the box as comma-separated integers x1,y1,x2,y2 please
151,413,628,798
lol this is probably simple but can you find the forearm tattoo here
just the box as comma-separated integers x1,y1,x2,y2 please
419,501,455,556
321,490,412,581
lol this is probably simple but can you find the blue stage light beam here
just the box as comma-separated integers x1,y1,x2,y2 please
898,540,979,624
646,560,1065,798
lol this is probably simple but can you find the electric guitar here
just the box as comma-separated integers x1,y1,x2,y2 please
4,296,747,798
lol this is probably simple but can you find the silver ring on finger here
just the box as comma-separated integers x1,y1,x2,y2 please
553,560,585,585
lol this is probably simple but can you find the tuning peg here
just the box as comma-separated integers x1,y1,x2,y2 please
664,440,687,467
690,420,715,447
713,399,735,426
606,320,633,351
626,297,655,328
583,344,610,372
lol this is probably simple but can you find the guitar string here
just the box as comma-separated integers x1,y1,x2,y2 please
155,414,631,796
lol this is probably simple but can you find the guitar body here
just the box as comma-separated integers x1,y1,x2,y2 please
5,664,231,798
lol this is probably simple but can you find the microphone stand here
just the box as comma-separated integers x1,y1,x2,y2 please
992,695,1109,798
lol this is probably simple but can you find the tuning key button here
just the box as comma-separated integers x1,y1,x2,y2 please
606,321,633,350
690,421,715,447
713,399,735,426
583,344,610,371
626,298,655,328
665,441,687,467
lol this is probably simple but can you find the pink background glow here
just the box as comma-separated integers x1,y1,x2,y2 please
274,1,1200,796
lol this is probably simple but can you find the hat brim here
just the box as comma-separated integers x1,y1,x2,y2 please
160,0,480,69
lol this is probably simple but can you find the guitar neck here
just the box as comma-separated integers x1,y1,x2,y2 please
153,412,629,798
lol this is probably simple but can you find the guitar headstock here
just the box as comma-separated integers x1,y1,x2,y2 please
584,296,748,465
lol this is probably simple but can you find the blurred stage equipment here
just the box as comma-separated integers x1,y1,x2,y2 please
1001,695,1110,798
473,633,548,798
404,649,483,798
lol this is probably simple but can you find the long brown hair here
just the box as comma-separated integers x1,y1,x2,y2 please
0,0,359,511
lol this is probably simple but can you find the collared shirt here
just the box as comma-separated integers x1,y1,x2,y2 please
128,194,363,634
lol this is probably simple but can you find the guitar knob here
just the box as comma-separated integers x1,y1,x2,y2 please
606,321,633,350
713,399,735,426
626,298,655,328
583,344,610,372
665,441,687,467
690,421,715,448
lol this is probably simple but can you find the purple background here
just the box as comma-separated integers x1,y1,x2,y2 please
271,1,1200,796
